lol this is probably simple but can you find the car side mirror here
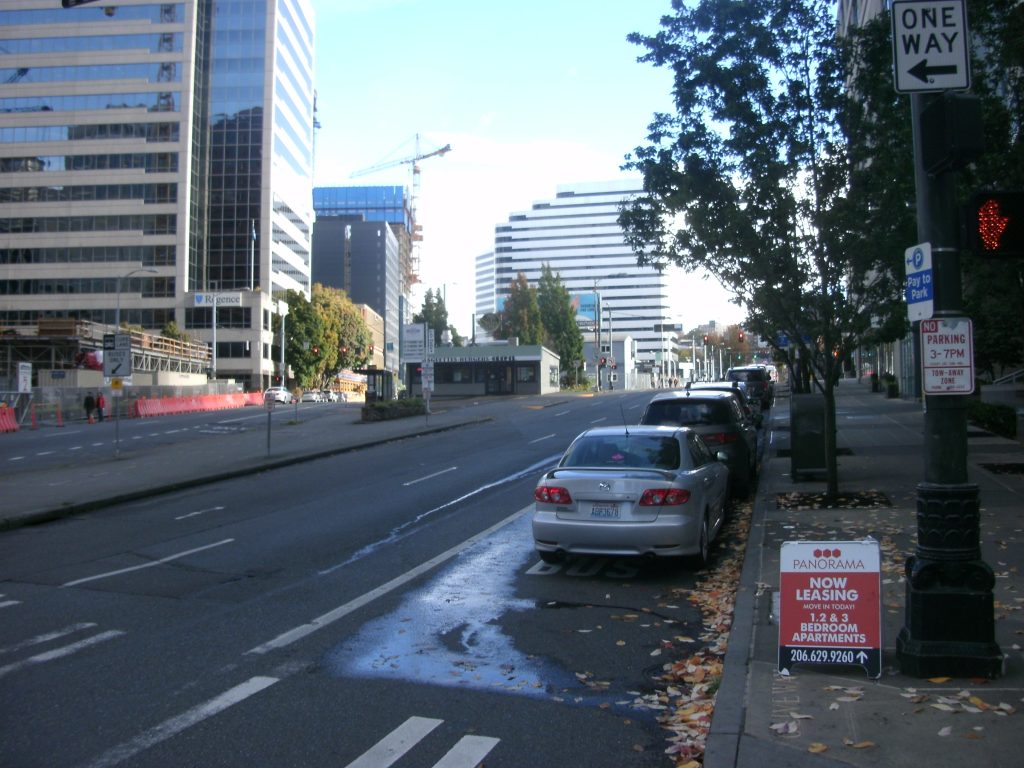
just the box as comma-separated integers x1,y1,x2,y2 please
717,451,729,463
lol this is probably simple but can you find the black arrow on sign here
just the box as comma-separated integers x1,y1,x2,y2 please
908,58,957,83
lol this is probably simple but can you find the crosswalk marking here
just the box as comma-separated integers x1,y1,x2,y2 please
0,629,125,679
433,735,501,768
345,716,442,768
344,717,500,768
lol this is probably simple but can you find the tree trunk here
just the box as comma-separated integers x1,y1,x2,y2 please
823,378,839,500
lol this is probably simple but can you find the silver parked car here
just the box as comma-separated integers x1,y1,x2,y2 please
532,426,730,567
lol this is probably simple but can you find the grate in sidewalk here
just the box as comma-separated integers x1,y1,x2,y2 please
775,490,891,510
979,462,1024,475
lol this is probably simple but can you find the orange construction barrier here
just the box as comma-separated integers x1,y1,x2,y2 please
131,392,265,418
0,405,19,433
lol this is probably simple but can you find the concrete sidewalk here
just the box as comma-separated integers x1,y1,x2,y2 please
706,384,1024,768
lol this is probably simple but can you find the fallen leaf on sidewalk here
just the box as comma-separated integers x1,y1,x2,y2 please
843,739,876,749
929,676,952,684
808,742,829,753
938,726,953,737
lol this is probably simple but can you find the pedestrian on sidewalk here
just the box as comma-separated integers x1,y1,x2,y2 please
83,392,95,423
96,392,106,422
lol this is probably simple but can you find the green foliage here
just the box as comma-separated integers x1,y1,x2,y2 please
360,397,426,422
538,264,585,385
966,399,1017,439
501,272,543,345
160,320,188,341
277,285,372,390
413,289,464,346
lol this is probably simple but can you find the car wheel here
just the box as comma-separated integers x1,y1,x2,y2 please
538,550,563,565
690,513,710,569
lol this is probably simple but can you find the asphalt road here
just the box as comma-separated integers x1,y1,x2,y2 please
0,391,759,767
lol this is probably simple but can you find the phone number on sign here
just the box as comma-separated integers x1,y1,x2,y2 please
787,648,858,664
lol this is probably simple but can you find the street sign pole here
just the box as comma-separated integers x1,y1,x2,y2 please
894,4,1001,677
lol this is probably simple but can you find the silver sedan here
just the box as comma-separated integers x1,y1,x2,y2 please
532,426,730,567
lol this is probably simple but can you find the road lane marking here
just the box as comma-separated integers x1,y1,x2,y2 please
590,416,608,424
554,410,570,416
402,466,457,486
80,676,278,768
529,434,556,444
434,735,501,768
345,716,442,768
0,630,125,679
248,507,531,655
61,538,235,588
0,622,96,654
8,456,24,461
175,505,226,521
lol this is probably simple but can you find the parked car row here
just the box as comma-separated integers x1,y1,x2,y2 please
263,388,348,404
532,379,767,569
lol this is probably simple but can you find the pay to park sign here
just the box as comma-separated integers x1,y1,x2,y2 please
778,540,882,679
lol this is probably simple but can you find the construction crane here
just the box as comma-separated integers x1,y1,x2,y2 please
350,135,451,286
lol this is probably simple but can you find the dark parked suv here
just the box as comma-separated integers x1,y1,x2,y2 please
725,365,773,409
640,390,758,498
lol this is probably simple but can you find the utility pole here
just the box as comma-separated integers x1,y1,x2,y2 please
891,0,1000,678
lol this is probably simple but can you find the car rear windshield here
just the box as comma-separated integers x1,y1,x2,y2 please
562,436,681,470
728,368,767,382
642,399,732,427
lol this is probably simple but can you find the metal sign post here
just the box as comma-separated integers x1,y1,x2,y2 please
893,2,1001,677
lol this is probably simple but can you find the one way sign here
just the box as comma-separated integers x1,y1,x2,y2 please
892,0,970,94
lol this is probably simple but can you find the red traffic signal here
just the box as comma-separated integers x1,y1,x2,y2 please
599,357,607,366
738,331,745,343
703,334,709,344
969,192,1024,258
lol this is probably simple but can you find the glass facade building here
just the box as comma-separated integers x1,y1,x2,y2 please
491,180,678,376
312,186,409,377
0,0,315,390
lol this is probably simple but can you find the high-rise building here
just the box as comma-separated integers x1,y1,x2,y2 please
491,180,677,376
0,0,315,391
311,217,401,375
312,185,414,377
474,251,496,341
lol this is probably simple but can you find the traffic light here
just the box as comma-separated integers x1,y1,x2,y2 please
703,334,709,345
738,331,745,343
599,357,607,366
969,192,1024,258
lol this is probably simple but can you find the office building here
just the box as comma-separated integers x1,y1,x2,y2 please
311,216,401,375
491,179,678,378
0,0,315,391
312,185,415,378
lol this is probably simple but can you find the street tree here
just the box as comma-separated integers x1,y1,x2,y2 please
501,272,544,345
538,264,584,385
620,0,923,499
414,289,464,346
280,285,371,390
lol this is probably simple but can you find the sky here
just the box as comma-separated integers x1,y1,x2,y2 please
310,0,746,337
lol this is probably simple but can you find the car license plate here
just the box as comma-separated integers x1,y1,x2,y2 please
590,503,620,519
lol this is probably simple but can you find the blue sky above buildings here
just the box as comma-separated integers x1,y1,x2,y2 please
311,0,745,335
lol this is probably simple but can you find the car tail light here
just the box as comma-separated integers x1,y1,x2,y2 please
535,485,572,504
702,432,739,446
639,488,690,506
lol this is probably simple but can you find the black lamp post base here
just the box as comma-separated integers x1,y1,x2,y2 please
896,483,1003,678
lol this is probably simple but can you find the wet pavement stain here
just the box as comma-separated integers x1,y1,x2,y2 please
325,515,579,697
